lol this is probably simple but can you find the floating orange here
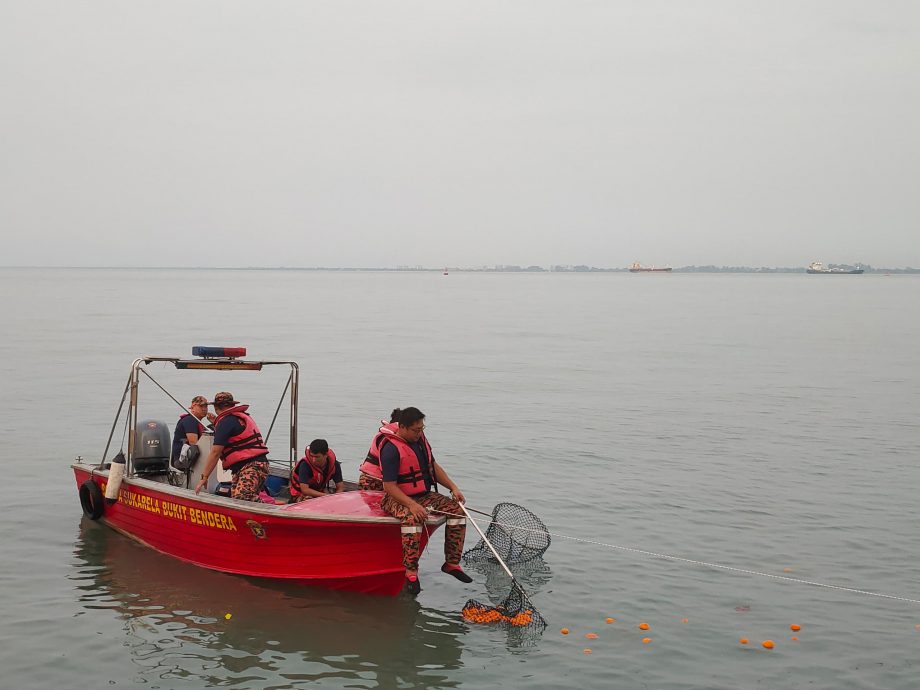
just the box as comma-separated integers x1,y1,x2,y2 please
583,648,592,654
739,638,749,645
642,637,652,644
606,617,615,624
681,618,689,624
560,628,570,635
790,624,801,632
791,636,799,641
585,633,598,639
762,640,775,649
638,622,650,630
783,567,793,573
508,612,533,627
461,606,503,624
462,605,536,626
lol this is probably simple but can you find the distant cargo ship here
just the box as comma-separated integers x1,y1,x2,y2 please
806,261,864,274
629,262,672,273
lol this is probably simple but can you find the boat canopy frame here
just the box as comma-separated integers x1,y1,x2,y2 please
100,353,299,476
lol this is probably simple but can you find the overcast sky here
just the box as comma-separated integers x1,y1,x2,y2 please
1,1,917,268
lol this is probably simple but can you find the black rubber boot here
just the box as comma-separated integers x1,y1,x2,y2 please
405,574,421,595
441,563,473,583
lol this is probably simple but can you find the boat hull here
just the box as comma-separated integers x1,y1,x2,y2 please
629,268,672,272
73,465,437,596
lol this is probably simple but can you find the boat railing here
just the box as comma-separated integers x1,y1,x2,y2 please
100,349,299,479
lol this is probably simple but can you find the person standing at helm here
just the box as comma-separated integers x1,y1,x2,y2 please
171,395,214,466
378,407,472,595
195,392,269,501
357,408,401,491
290,438,344,501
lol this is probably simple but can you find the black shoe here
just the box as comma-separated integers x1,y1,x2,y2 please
405,575,421,595
441,563,473,583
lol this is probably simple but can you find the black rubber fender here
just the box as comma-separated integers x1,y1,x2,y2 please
79,480,104,520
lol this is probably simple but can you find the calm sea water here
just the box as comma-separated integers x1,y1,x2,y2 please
1,268,918,689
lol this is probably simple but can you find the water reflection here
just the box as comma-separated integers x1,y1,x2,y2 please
467,557,553,604
71,519,466,689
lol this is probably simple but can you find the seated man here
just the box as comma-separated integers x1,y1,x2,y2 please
357,408,401,491
290,439,344,501
377,407,472,595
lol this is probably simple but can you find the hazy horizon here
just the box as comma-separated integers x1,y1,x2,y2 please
2,1,918,268
3,261,914,271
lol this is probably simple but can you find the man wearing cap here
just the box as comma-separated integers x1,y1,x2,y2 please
195,392,270,502
171,395,213,467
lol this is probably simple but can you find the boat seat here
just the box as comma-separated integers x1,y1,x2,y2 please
187,436,232,493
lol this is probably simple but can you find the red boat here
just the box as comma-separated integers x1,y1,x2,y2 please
72,348,442,596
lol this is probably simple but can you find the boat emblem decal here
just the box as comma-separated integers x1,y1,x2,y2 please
246,519,267,539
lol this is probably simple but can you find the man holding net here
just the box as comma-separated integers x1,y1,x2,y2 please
378,407,473,595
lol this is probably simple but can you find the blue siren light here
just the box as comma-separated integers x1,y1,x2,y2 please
192,346,247,358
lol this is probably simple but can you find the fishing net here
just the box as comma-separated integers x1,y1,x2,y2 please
462,502,550,566
461,581,547,634
458,503,549,642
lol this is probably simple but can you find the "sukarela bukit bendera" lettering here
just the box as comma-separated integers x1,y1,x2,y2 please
112,487,237,532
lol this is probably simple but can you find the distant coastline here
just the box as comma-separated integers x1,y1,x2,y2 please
3,264,919,273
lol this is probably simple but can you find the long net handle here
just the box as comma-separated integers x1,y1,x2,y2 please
459,503,515,581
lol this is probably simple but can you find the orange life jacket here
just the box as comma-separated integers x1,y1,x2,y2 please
215,404,268,470
290,449,338,498
378,433,432,496
179,412,204,435
358,421,398,479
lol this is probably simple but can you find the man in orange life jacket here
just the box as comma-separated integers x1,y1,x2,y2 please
376,407,472,595
290,438,344,501
357,408,401,491
194,392,270,501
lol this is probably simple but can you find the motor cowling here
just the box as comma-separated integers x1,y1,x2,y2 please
134,419,171,474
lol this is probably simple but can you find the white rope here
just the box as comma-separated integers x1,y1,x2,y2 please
435,508,920,605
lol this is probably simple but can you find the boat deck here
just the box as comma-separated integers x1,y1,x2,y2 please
281,489,394,517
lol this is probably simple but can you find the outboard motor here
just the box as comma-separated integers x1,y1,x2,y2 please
134,419,171,475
